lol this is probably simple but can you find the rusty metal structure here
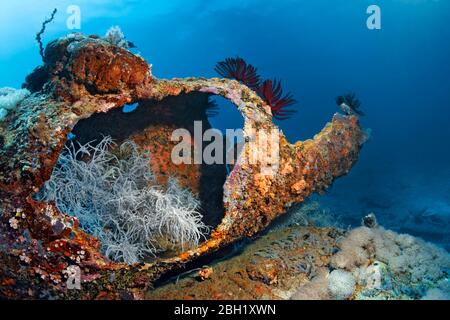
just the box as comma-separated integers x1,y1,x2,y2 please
0,34,366,299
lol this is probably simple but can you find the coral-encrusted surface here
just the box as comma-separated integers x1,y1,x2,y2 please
146,223,449,300
24,33,153,100
0,33,365,299
146,225,343,300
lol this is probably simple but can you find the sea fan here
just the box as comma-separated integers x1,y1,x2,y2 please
259,79,296,120
215,57,261,90
335,93,364,116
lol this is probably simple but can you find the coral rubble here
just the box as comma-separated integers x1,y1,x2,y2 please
0,33,365,299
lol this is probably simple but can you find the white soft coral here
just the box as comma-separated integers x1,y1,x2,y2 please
0,87,30,121
37,136,209,264
104,26,129,49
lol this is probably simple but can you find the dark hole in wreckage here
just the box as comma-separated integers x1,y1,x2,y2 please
36,91,244,262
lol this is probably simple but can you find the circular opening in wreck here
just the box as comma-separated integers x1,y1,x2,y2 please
33,91,244,264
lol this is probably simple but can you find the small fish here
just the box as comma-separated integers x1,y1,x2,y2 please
127,41,137,49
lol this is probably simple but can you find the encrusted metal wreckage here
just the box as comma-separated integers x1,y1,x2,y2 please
0,34,366,299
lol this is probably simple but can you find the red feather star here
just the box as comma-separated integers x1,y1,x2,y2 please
215,57,261,90
259,79,296,120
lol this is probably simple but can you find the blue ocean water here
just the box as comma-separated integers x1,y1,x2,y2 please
1,0,449,248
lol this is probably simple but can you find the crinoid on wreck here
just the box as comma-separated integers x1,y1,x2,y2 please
336,93,365,116
0,31,367,300
215,57,297,120
259,79,297,120
215,57,261,90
